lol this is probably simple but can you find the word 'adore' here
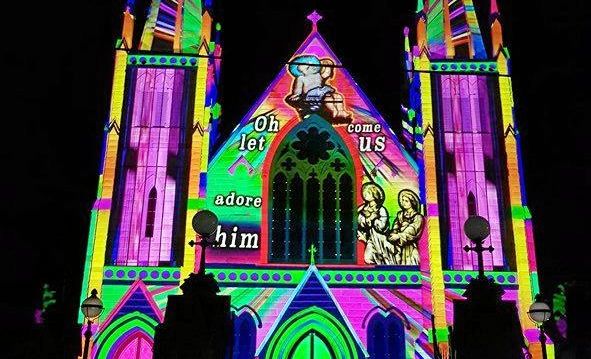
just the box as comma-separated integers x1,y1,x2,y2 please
214,192,262,208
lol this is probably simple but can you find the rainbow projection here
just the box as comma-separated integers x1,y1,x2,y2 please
79,1,550,358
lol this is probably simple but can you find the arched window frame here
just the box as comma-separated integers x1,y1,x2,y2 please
232,313,256,359
145,186,158,238
366,314,406,359
268,116,356,265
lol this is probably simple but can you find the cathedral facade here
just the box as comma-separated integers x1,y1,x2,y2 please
79,1,550,358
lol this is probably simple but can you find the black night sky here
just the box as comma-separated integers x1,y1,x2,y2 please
3,0,589,350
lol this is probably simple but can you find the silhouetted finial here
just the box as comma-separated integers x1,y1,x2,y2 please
307,10,323,32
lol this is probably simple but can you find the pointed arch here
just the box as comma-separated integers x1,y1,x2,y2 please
266,115,358,264
94,312,158,359
366,313,406,359
232,312,257,359
145,187,158,238
264,306,360,359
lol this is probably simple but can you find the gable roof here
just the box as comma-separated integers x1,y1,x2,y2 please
256,265,368,357
100,280,164,329
210,25,418,180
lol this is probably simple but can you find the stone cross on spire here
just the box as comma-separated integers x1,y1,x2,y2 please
307,10,323,32
308,244,317,265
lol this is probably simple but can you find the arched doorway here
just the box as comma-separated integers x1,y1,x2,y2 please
233,312,256,359
289,330,335,359
265,307,359,359
111,331,153,359
268,115,356,264
366,314,406,359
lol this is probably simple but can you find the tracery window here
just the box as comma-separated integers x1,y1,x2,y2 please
145,187,157,238
269,116,356,264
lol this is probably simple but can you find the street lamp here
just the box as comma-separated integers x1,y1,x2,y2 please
463,216,494,279
80,289,104,359
189,209,219,276
528,299,552,359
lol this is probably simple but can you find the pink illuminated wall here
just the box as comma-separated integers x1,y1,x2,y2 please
438,74,505,269
109,67,191,266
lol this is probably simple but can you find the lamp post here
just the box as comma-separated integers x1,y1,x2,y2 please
188,209,219,276
528,299,552,359
463,216,494,279
80,289,104,359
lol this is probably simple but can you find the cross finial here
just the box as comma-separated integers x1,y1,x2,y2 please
308,244,317,265
307,10,323,32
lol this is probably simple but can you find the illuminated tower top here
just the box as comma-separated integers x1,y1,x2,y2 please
489,0,504,57
123,0,216,53
419,0,487,59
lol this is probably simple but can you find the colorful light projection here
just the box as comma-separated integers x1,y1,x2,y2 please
107,67,193,267
78,0,549,358
205,29,421,267
436,74,507,270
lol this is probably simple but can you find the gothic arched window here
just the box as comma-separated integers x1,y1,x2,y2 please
145,187,157,238
367,314,405,359
269,116,356,264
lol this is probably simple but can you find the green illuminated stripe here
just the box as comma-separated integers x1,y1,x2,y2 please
181,0,202,53
443,270,518,286
100,284,130,319
209,267,424,286
427,328,449,343
257,288,291,318
530,272,540,298
187,197,206,210
511,205,532,220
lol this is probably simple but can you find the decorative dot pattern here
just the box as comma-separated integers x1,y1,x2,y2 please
430,62,498,74
128,55,208,68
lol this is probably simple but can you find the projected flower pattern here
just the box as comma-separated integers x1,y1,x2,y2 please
291,127,335,165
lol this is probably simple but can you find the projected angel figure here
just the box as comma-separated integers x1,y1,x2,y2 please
357,182,396,265
286,55,352,124
388,189,424,266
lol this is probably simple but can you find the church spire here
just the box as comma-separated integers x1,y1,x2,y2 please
490,0,504,56
403,27,413,79
121,5,135,49
421,0,487,59
416,0,427,53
